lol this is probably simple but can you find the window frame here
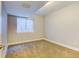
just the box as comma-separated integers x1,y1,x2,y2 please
16,16,34,33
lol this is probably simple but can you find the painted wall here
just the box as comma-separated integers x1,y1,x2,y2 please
0,1,2,58
8,15,45,44
45,3,79,50
0,1,1,44
1,2,8,57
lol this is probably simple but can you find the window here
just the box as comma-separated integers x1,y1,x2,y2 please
17,17,33,32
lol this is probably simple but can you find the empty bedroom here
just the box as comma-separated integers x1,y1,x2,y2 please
0,1,79,58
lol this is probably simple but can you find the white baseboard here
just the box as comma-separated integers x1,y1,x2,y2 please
8,38,79,52
44,39,79,52
8,38,44,46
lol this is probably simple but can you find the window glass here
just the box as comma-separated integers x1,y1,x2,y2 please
17,17,33,32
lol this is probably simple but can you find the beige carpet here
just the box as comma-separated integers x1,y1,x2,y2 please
6,40,79,58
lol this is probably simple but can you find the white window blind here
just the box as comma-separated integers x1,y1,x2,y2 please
17,17,33,32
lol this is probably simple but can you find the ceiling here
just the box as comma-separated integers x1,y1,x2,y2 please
36,1,79,16
4,1,78,17
4,1,47,17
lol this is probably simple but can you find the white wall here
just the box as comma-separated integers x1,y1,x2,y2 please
8,15,45,44
0,1,2,58
0,1,1,44
45,3,79,50
1,2,8,57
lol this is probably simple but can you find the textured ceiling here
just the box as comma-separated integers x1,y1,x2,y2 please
4,1,47,17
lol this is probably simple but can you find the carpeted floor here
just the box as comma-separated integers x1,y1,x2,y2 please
6,40,79,58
